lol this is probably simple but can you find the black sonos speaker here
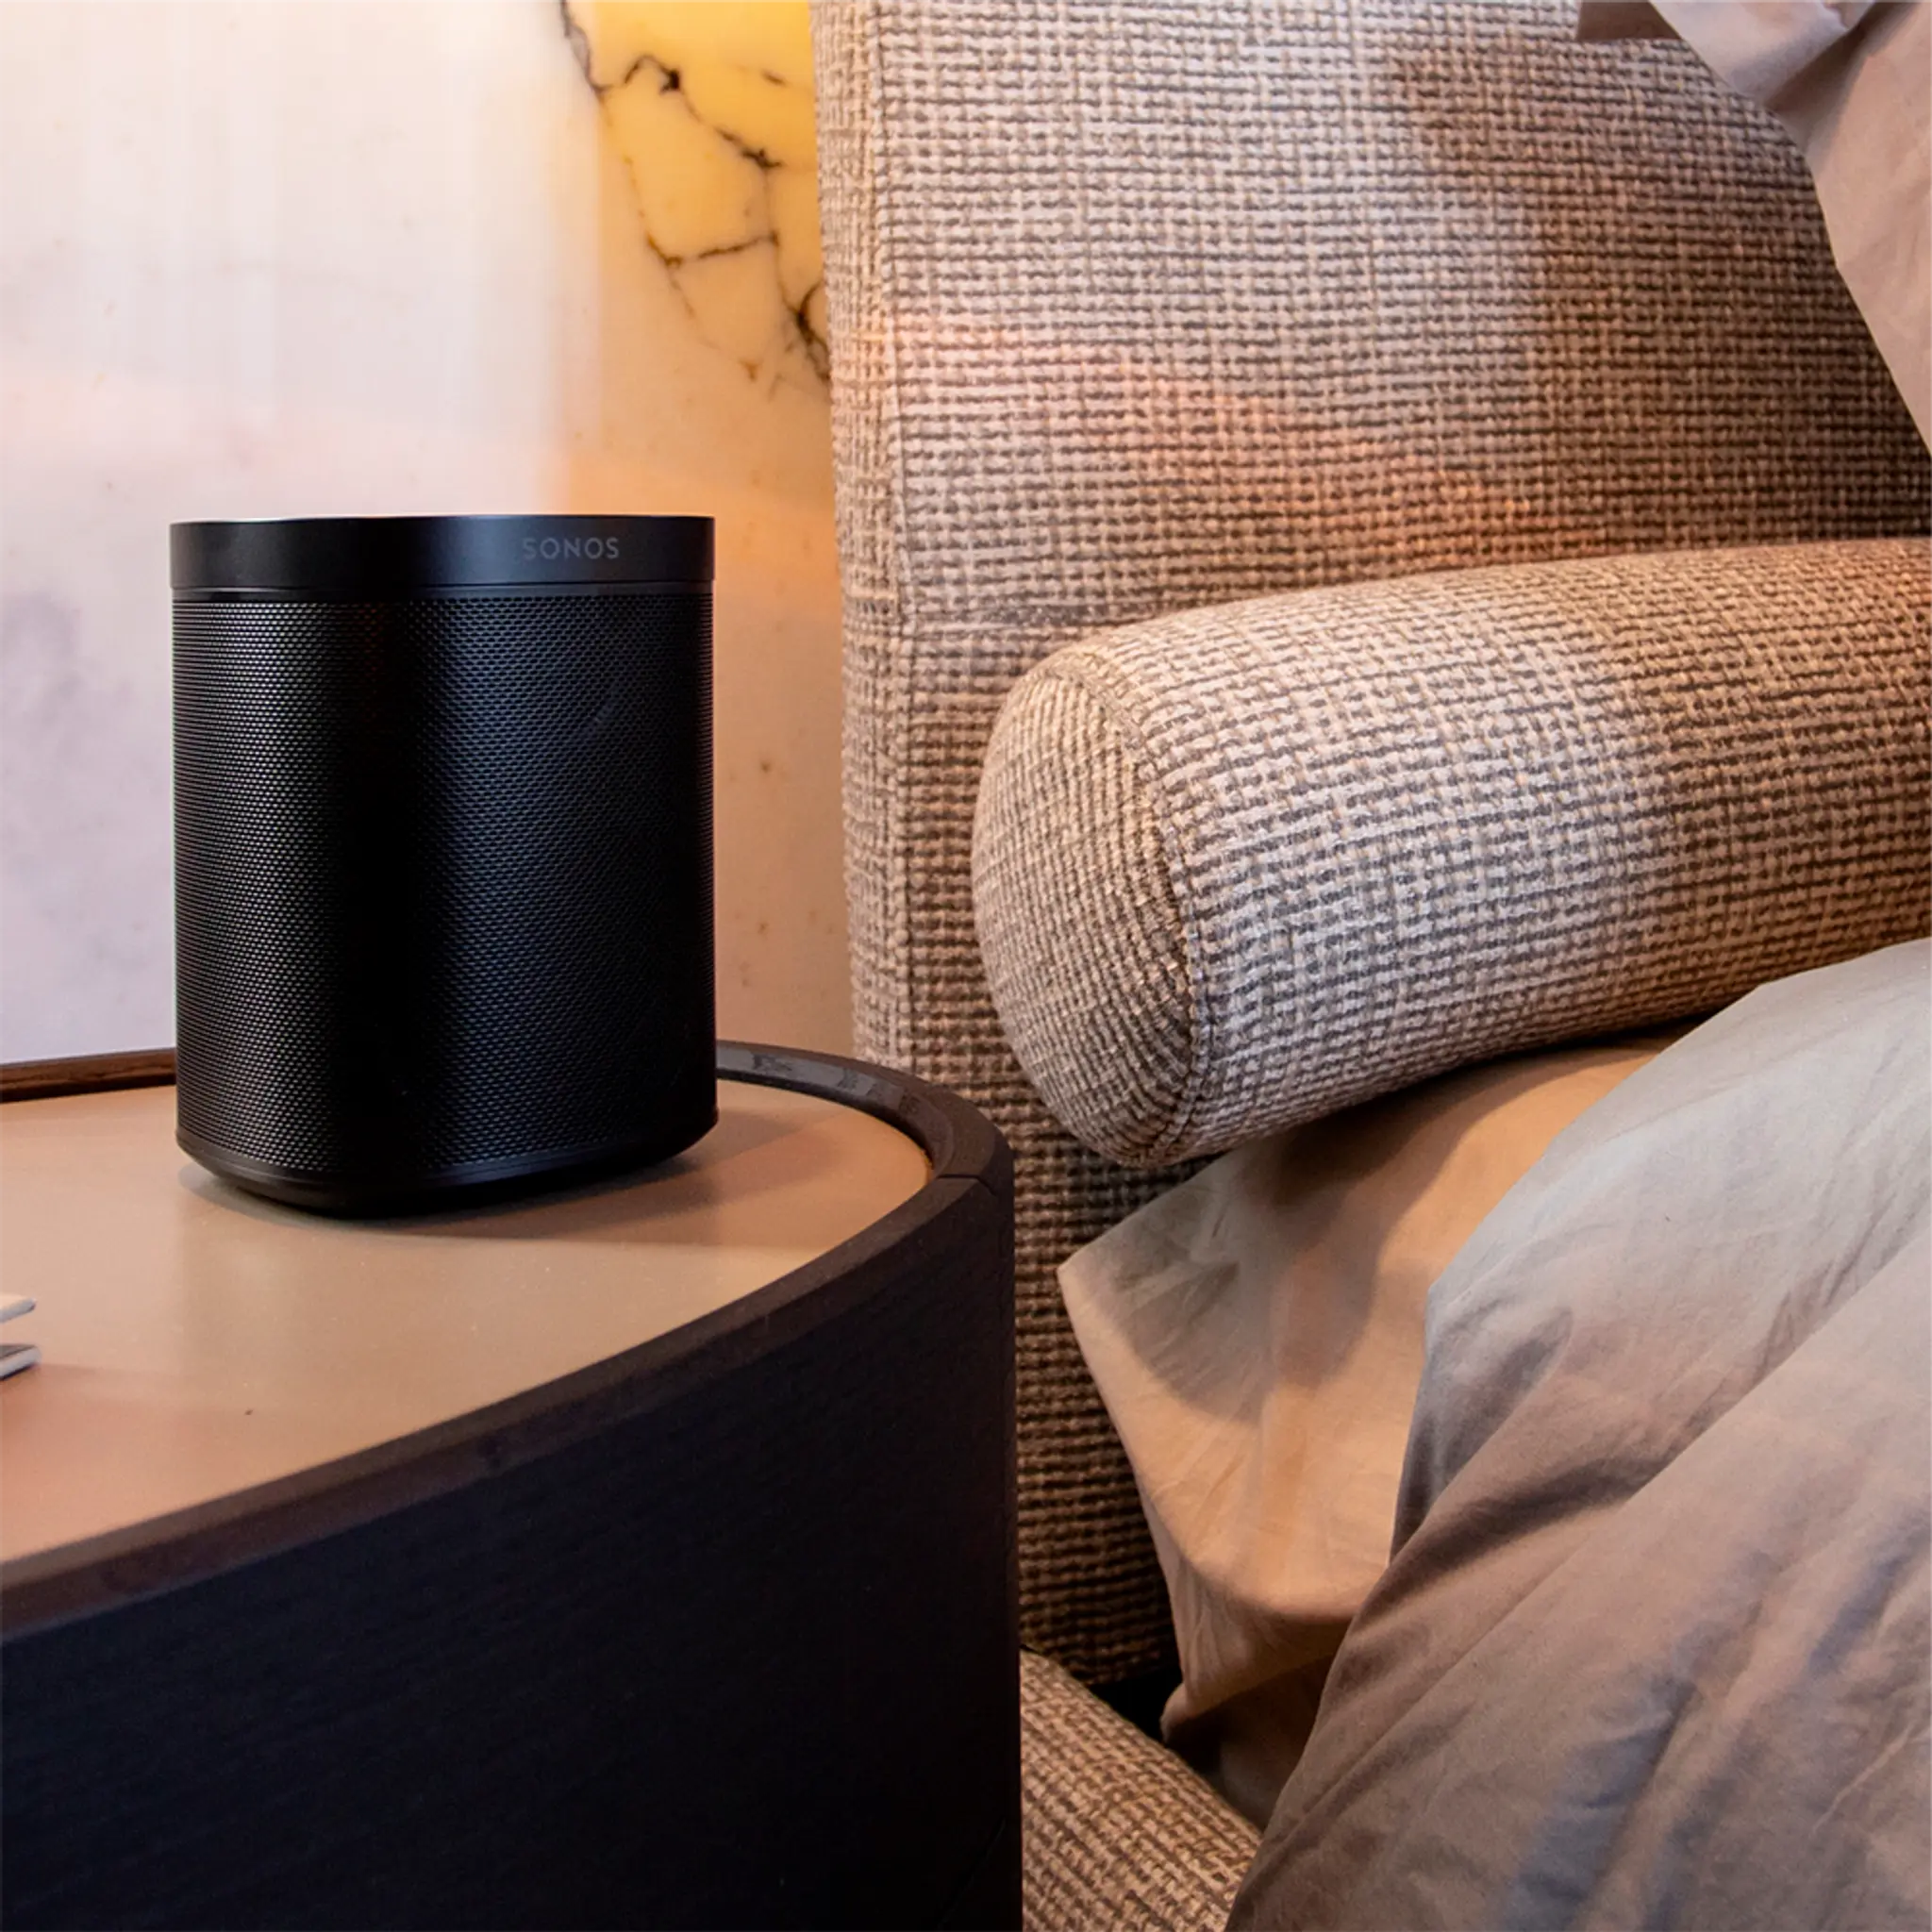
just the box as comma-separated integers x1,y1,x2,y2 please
172,514,715,1214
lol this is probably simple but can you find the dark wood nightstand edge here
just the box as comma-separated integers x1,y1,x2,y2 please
0,1044,1016,1644
0,1048,178,1102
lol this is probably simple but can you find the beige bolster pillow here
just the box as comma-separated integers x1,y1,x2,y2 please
972,540,1929,1167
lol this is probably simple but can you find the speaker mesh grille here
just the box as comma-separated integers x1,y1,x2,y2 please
175,591,713,1188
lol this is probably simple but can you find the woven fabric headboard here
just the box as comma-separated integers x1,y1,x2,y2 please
810,0,1928,1682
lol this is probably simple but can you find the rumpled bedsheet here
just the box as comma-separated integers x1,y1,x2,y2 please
1229,939,1931,1931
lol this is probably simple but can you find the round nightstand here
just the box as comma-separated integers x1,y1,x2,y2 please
0,1045,1017,1931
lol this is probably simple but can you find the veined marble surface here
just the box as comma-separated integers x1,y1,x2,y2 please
568,1,826,389
1,0,847,1062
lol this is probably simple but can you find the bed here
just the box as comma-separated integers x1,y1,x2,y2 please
809,2,1930,1924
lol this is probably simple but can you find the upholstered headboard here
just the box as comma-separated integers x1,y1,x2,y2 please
810,0,1927,1681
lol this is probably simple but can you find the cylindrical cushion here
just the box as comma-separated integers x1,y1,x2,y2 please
1019,1650,1259,1932
973,539,1930,1166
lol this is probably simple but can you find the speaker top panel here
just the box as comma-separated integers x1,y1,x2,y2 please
171,515,714,596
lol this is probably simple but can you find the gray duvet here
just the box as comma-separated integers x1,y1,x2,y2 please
1229,941,1931,1932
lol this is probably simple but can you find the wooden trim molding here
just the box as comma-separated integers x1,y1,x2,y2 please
0,1048,177,1103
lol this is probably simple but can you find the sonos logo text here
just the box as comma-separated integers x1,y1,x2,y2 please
523,534,622,562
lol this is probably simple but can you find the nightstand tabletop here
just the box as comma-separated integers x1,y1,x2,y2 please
0,1075,928,1564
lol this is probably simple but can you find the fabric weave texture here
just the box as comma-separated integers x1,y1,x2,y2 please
811,0,1929,1681
975,539,1931,1166
1020,1650,1259,1932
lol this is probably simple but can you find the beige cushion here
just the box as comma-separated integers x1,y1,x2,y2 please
973,538,1930,1168
1574,2,1678,41
1058,1032,1674,1825
1656,2,1876,95
1803,3,1930,434
1020,1649,1258,1932
1657,0,1930,444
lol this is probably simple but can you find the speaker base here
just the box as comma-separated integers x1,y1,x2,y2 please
178,1100,719,1219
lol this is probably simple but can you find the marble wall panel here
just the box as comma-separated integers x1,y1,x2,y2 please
0,0,850,1062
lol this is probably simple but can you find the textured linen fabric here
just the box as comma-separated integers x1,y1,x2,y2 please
1019,1649,1259,1932
1229,940,1931,1932
1657,0,1931,442
811,0,1930,1679
1795,0,1930,438
974,538,1930,1166
1649,1,1877,94
1574,4,1679,42
1574,3,1883,75
1058,1032,1675,1827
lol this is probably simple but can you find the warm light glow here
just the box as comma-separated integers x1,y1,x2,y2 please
567,1,824,384
0,0,852,1060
